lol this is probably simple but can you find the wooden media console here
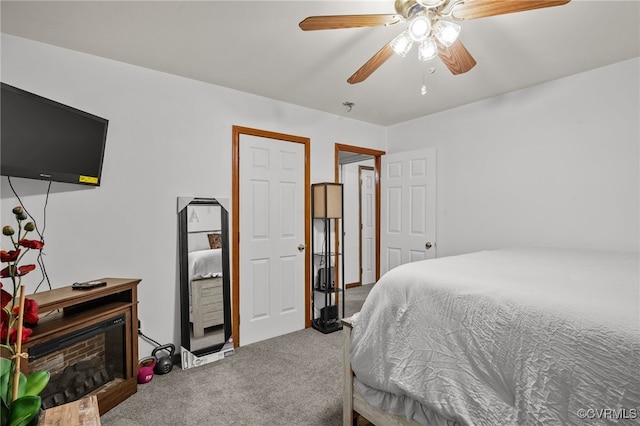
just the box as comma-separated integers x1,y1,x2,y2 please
22,278,141,415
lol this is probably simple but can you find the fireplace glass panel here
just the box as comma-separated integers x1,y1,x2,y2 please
27,314,126,409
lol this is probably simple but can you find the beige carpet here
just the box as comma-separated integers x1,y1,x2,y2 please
101,284,374,426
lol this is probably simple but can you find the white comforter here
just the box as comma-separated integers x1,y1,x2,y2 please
350,248,640,426
188,248,222,282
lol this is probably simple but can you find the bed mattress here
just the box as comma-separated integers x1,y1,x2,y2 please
350,248,640,425
188,248,222,282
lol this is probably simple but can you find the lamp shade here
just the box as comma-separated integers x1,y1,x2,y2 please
418,37,438,60
433,20,460,47
391,31,413,57
312,182,343,218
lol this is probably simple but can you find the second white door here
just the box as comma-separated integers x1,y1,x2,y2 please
381,148,437,274
360,166,376,285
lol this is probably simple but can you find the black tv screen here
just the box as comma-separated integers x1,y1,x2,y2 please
1,83,108,186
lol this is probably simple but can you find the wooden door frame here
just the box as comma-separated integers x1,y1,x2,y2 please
334,143,385,283
232,126,311,348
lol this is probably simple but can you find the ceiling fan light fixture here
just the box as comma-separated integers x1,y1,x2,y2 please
408,15,431,41
433,20,460,46
391,31,414,57
418,37,438,60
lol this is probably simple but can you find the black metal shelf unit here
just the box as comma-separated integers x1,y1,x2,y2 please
311,182,344,334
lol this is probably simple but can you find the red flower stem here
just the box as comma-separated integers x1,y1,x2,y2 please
9,267,19,306
12,285,26,402
9,233,18,250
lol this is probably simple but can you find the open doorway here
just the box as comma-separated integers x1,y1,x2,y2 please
334,144,385,289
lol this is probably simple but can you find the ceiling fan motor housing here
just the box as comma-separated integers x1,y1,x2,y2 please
395,0,447,19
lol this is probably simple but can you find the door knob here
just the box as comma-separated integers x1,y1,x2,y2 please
298,244,306,252
425,242,433,249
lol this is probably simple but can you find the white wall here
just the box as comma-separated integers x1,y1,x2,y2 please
387,58,640,257
0,34,385,355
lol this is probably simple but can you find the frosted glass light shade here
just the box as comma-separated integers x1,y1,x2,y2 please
312,183,343,218
391,31,413,57
418,37,438,60
408,16,431,42
433,20,460,47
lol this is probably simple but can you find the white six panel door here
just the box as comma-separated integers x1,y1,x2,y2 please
239,135,305,345
360,167,376,285
381,148,436,275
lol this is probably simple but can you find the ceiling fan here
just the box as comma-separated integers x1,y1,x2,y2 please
299,0,571,84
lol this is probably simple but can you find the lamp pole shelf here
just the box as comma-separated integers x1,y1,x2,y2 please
311,182,345,334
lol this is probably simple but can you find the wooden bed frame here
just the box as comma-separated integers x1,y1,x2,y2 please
342,317,422,426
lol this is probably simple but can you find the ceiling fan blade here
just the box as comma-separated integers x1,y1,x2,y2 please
347,42,395,84
437,39,477,75
299,14,402,31
451,0,570,20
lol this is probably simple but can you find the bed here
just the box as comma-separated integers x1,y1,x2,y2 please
188,247,222,283
343,248,639,426
188,247,223,338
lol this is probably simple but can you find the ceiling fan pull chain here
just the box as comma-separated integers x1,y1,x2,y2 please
421,66,436,95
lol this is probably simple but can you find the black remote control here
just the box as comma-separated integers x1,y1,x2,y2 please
72,281,107,290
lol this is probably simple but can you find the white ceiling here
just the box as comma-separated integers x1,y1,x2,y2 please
1,0,638,126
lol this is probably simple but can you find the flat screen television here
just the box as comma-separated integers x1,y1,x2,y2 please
1,82,108,186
